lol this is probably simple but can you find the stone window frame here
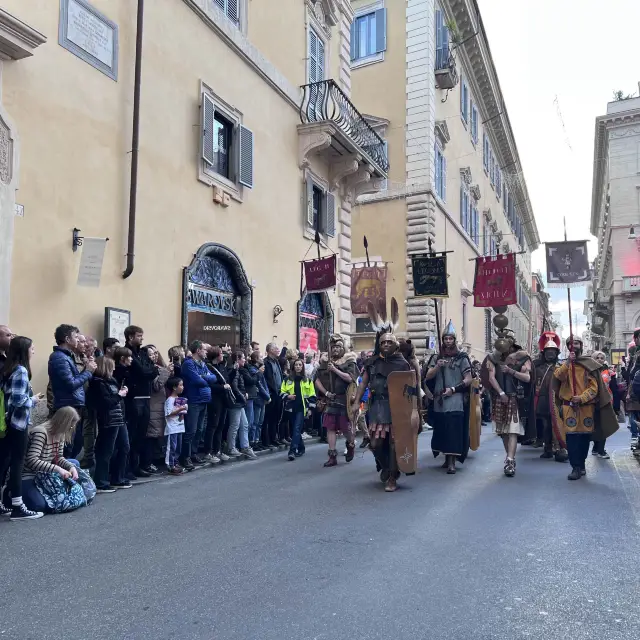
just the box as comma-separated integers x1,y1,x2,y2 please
302,167,335,243
351,0,386,69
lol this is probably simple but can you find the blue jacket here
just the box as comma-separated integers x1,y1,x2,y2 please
48,346,93,410
181,357,216,405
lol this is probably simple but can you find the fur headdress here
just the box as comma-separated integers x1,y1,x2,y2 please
368,298,400,355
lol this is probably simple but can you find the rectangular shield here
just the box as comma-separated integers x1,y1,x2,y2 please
388,370,420,474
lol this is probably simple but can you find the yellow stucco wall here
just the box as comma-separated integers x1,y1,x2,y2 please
3,0,341,389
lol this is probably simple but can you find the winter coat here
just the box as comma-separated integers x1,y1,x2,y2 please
228,366,247,408
125,344,159,398
87,375,125,430
48,346,93,410
241,364,259,399
633,369,640,402
148,366,171,438
181,356,216,405
263,356,283,398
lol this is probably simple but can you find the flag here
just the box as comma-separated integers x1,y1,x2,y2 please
473,253,517,307
350,265,387,314
545,241,590,287
303,255,336,292
411,255,448,298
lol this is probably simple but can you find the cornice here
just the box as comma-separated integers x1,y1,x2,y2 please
446,0,539,251
0,8,46,60
435,120,451,147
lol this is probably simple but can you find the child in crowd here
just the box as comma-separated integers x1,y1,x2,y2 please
165,377,187,475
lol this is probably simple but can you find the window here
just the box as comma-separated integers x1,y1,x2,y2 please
503,183,508,213
434,143,447,201
460,79,469,124
462,297,468,343
489,152,495,188
483,133,489,173
214,0,239,24
201,91,254,191
460,182,470,233
435,7,450,70
471,203,479,246
482,224,488,255
309,28,326,83
490,235,498,257
485,309,492,351
496,169,502,200
304,175,336,238
351,8,386,63
470,102,479,145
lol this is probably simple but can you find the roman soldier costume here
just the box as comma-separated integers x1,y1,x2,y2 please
314,334,358,467
352,299,419,492
532,331,567,462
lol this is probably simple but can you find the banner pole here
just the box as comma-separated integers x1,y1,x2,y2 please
564,217,577,397
364,235,371,267
427,237,443,354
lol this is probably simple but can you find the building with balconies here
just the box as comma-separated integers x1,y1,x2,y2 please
0,0,386,389
348,0,538,358
589,96,640,355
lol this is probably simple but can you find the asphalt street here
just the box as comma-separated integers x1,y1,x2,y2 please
1,426,639,640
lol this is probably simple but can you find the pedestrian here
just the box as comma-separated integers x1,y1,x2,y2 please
251,352,270,450
165,377,187,475
625,331,640,452
552,336,618,481
47,324,96,461
0,336,45,520
180,340,216,470
240,349,259,451
0,324,12,376
203,345,231,463
425,323,473,475
591,351,618,460
88,356,131,492
168,345,185,378
226,351,257,459
85,336,101,359
280,358,316,461
102,337,120,360
123,325,159,478
143,345,171,471
263,342,284,449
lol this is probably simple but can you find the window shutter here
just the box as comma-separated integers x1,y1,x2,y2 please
317,37,326,81
442,155,447,202
460,183,464,226
350,20,358,61
374,8,387,53
325,191,336,237
201,93,215,166
214,0,224,10
227,0,239,22
305,176,314,226
309,29,318,83
238,124,254,188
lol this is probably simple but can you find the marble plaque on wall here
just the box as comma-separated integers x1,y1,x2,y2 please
58,0,118,81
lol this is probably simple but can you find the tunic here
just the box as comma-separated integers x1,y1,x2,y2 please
429,351,471,461
553,361,598,434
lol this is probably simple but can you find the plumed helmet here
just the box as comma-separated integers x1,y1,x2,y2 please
538,331,560,352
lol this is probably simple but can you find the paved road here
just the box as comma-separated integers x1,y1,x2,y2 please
2,427,639,640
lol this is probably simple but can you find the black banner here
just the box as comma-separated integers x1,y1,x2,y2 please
411,255,448,298
545,241,590,287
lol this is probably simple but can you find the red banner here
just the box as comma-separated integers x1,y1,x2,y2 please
303,255,336,292
351,265,387,314
473,253,517,307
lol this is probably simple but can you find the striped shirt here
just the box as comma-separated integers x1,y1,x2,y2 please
23,425,74,479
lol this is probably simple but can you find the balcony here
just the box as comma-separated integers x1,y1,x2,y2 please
435,47,459,90
595,287,612,309
298,80,388,197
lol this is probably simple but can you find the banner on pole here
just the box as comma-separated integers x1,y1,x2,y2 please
411,255,448,298
473,253,517,307
350,265,387,314
545,241,590,287
303,255,336,293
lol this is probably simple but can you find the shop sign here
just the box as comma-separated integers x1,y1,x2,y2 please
187,283,238,318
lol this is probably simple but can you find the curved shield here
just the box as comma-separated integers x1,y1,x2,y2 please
469,378,482,451
388,370,420,474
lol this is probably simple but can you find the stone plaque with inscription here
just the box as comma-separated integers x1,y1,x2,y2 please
59,0,118,80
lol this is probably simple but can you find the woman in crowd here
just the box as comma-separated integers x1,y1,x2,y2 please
203,345,231,463
20,406,80,511
280,358,316,461
0,336,45,520
145,345,172,470
591,351,620,459
226,351,257,459
241,349,260,451
88,356,131,492
248,351,269,451
168,345,185,379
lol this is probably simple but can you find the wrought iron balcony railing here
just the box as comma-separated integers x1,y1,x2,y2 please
300,79,389,175
435,47,458,89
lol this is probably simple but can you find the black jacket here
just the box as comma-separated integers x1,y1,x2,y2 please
206,361,229,405
87,375,126,429
263,356,283,397
114,363,130,391
240,364,259,399
228,366,247,407
125,343,159,398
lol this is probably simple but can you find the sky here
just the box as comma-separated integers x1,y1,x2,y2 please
477,0,640,338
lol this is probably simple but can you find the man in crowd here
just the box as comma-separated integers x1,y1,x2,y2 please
124,325,159,477
533,332,567,462
180,340,216,469
48,324,96,459
625,329,640,453
552,336,618,481
263,342,284,449
85,336,101,358
103,337,120,359
314,334,359,467
0,324,12,376
250,341,260,357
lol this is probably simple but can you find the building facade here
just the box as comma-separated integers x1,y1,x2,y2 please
589,96,640,356
348,0,539,360
0,0,388,389
530,272,553,353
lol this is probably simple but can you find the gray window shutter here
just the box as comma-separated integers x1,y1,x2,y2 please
317,37,325,82
375,8,387,53
350,20,358,61
238,124,253,188
309,29,318,83
227,0,239,22
214,0,225,11
325,191,336,237
201,93,215,166
305,176,314,226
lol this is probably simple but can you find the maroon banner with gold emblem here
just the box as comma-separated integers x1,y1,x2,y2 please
303,255,336,293
473,253,517,307
350,265,387,314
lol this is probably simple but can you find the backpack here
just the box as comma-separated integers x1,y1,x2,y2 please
34,472,87,513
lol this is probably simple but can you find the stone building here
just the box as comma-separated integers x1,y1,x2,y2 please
589,96,640,356
348,0,539,359
0,0,387,388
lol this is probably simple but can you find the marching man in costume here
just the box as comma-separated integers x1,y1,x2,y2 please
351,299,419,492
424,321,473,475
533,331,568,462
552,336,618,481
314,334,358,467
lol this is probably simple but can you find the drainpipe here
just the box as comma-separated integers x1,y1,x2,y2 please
123,0,144,279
